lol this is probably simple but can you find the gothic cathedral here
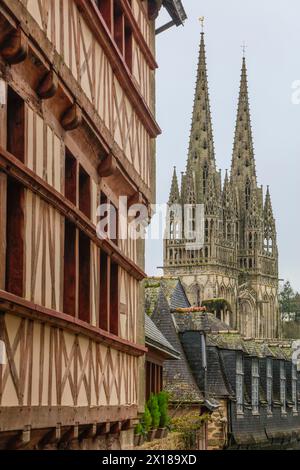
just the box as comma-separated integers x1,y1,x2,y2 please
164,32,280,339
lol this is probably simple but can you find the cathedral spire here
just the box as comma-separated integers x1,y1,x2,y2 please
168,166,180,204
231,56,257,185
264,186,275,229
187,32,216,172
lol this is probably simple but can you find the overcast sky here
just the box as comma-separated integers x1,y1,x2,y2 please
145,0,300,291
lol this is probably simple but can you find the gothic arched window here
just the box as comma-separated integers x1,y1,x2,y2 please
170,221,174,240
205,219,209,243
249,232,253,250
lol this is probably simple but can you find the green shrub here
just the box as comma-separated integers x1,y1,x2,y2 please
157,391,170,428
134,422,144,435
147,394,161,429
142,404,152,432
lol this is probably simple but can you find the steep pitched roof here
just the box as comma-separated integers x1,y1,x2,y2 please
145,313,180,360
147,283,204,403
173,310,234,333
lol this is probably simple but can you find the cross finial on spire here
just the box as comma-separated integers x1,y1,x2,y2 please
199,16,205,32
241,41,247,58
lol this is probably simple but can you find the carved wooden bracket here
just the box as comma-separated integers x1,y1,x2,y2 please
128,191,144,206
97,153,118,178
0,27,28,64
61,103,82,131
148,0,163,20
37,70,58,100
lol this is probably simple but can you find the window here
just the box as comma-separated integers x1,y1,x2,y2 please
95,1,132,70
7,87,25,162
63,150,91,322
5,88,25,296
78,232,90,323
245,178,251,209
203,162,208,193
6,178,24,296
79,165,91,218
146,361,163,401
63,220,76,316
170,221,174,240
187,206,195,239
266,358,273,414
113,3,124,55
110,262,119,335
96,0,113,31
236,353,244,414
292,364,298,414
99,250,119,334
280,361,287,414
99,250,109,331
252,359,259,414
65,151,77,205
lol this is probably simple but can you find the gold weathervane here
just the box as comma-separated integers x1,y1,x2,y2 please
199,16,205,32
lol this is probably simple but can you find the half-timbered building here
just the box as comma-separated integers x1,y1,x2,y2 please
0,0,186,450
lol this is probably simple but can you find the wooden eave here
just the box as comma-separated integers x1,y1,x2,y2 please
0,0,161,138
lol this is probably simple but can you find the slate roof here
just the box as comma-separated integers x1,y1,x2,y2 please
173,310,234,334
144,277,295,408
144,277,189,314
208,333,293,359
145,278,204,403
145,313,180,360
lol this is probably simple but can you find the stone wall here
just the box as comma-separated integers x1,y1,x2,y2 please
207,400,228,450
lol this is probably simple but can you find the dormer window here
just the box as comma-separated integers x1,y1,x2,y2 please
292,364,298,414
280,361,287,414
236,353,244,415
266,358,273,414
251,359,259,414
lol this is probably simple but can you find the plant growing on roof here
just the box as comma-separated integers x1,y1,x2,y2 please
147,394,160,429
201,298,232,313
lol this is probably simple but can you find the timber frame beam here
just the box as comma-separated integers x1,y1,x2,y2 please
0,293,147,356
0,404,138,434
0,146,146,281
0,0,161,138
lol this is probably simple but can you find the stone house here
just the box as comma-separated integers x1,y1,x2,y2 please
145,277,300,450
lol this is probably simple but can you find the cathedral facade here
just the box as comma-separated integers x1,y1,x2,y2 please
163,32,280,339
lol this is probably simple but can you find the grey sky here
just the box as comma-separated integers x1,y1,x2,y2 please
145,0,300,291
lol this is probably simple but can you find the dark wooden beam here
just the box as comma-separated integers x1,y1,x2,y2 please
0,294,147,356
0,27,28,64
0,146,146,281
0,405,139,435
37,70,58,99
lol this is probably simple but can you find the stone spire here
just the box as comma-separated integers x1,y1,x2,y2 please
223,170,235,219
264,186,276,236
231,56,257,185
168,166,180,204
187,32,216,174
